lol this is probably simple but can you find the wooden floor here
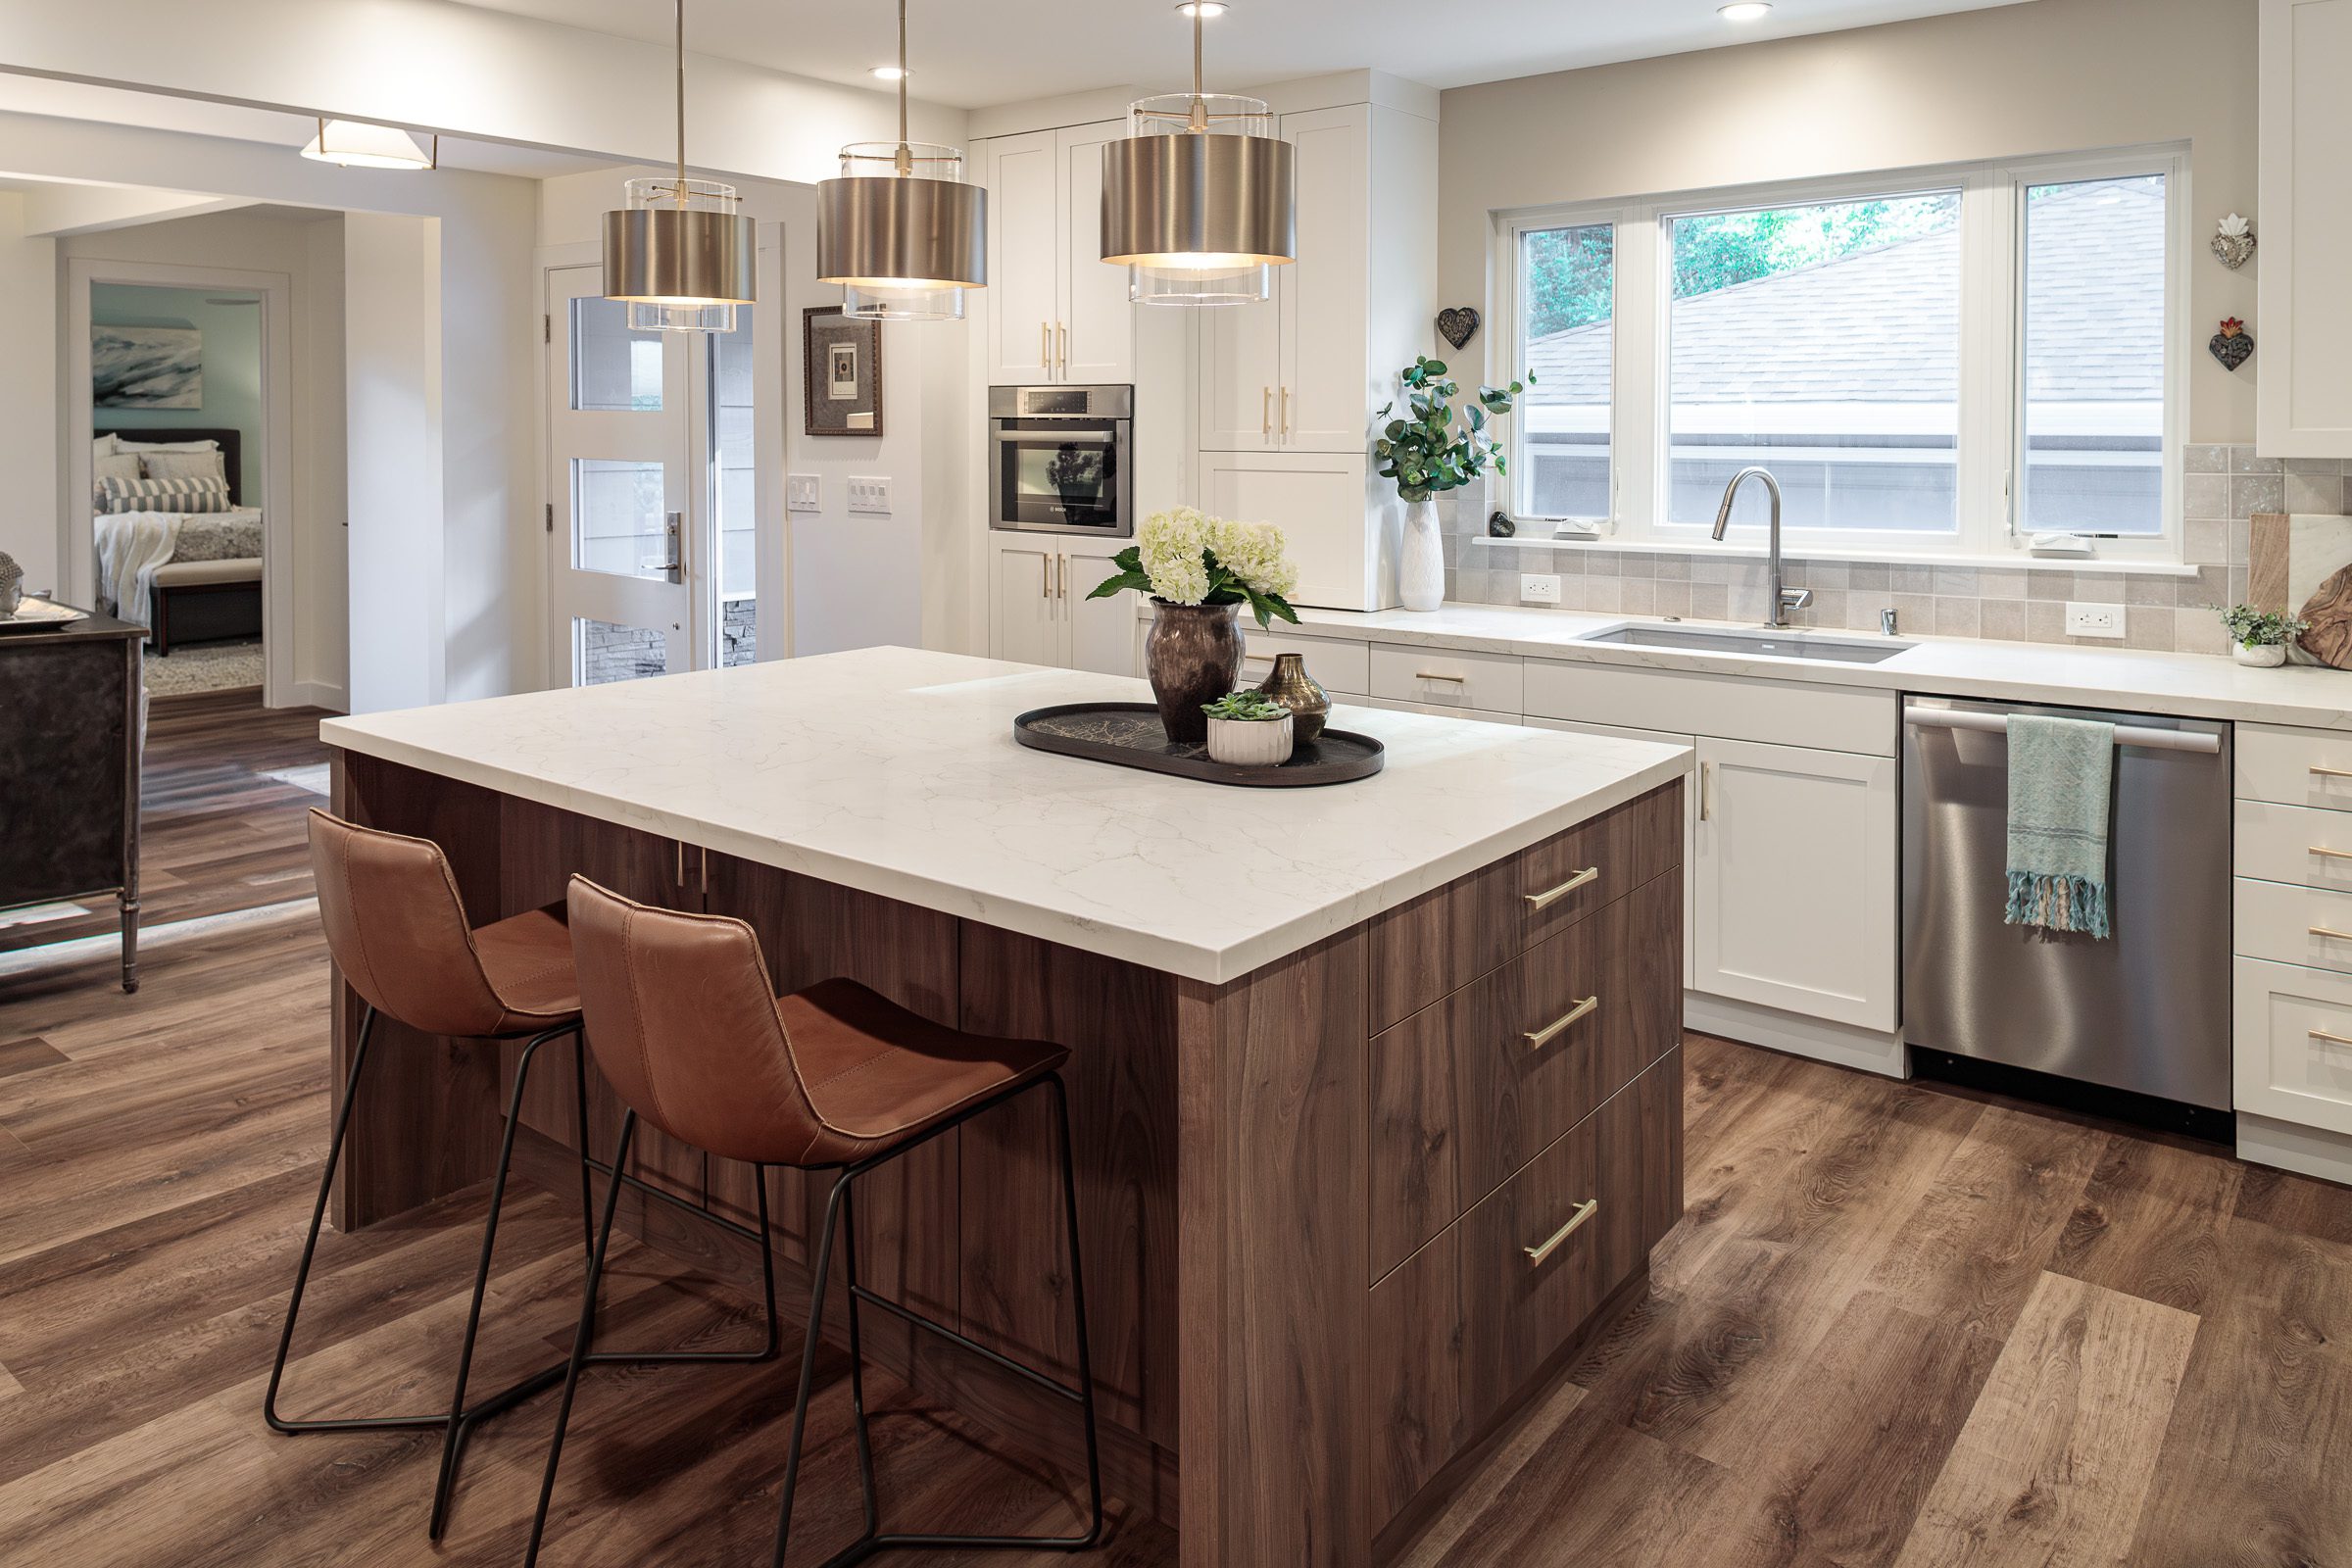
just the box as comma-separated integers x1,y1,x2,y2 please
2,691,2348,1568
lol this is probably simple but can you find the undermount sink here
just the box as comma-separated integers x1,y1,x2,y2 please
1578,624,1914,664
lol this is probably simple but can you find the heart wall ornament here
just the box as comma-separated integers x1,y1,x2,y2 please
2210,318,2254,372
1436,306,1480,351
2211,213,2256,270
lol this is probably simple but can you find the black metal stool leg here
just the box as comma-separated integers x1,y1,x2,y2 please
427,1022,580,1541
524,1109,637,1568
263,1003,378,1433
572,1033,596,1259
769,1170,851,1568
1049,1071,1106,1549
840,1181,883,1542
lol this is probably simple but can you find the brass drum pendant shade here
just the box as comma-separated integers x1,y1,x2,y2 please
603,0,755,332
1100,5,1296,306
817,0,986,320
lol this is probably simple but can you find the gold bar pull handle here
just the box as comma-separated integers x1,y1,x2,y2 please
1523,1199,1599,1265
2313,926,2352,942
1524,995,1599,1050
1042,320,1052,371
1262,386,1272,439
1525,865,1599,910
1280,385,1292,437
1415,670,1467,684
2312,765,2352,780
2308,1028,2352,1048
2312,846,2352,861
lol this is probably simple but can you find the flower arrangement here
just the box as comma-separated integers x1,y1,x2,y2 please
2222,605,2308,648
1089,508,1300,630
1374,355,1532,504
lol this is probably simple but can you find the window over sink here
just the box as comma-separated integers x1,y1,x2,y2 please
1498,148,2186,564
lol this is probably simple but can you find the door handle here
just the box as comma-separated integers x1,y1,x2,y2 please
1041,555,1052,601
1524,866,1599,910
1280,385,1292,437
2309,1028,2352,1048
1056,322,1069,376
2311,926,2352,942
1041,320,1052,372
1054,553,1067,600
2311,846,2352,861
1522,1199,1599,1265
1261,386,1272,439
1523,995,1599,1049
643,512,683,583
2312,765,2352,780
1699,760,1712,821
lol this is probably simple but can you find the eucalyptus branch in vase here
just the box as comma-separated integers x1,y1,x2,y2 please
1376,355,1533,611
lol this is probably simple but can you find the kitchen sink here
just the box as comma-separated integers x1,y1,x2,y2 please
1578,624,1913,664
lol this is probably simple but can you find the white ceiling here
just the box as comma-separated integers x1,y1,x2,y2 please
449,0,2034,110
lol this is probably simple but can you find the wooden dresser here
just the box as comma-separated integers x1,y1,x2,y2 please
0,609,143,990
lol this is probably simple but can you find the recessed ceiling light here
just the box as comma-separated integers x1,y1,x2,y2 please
1718,2,1773,21
869,64,910,80
1175,2,1228,17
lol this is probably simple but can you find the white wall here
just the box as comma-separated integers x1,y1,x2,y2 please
0,194,57,593
1437,0,2260,442
344,213,444,713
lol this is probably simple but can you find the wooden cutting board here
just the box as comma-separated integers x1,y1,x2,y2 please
2302,562,2352,668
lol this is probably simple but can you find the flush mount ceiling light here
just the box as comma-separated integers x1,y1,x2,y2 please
817,0,987,321
299,119,437,171
1717,2,1774,21
603,0,756,333
869,64,910,80
1100,1,1296,307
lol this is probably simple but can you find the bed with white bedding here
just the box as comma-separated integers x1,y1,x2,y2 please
88,428,263,654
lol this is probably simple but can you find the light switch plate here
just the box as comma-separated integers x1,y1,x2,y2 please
847,475,892,514
1520,572,1562,605
2064,602,2126,639
786,473,820,513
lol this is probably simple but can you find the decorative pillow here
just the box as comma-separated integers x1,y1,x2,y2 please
139,449,228,486
93,450,141,503
93,432,121,459
99,474,233,514
114,435,220,453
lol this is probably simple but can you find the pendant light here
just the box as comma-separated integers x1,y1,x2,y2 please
1099,1,1296,307
603,0,756,333
817,0,986,321
300,119,437,171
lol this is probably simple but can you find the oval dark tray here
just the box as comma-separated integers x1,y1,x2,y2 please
1013,703,1384,788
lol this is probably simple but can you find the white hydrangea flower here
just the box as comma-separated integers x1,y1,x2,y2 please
1139,509,1211,603
1209,518,1298,600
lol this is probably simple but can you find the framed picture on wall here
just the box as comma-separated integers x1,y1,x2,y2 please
93,323,203,409
803,306,882,437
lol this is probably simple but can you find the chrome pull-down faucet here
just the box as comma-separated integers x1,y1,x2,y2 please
1710,466,1811,628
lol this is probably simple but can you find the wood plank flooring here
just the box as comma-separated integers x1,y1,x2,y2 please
2,690,2350,1567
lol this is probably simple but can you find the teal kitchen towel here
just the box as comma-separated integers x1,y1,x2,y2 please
2003,713,2115,938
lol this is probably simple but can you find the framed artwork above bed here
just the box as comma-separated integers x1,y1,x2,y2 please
92,323,203,409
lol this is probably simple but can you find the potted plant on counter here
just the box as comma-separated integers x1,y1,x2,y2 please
1089,509,1299,742
1375,355,1532,612
1201,690,1296,766
2222,605,2308,667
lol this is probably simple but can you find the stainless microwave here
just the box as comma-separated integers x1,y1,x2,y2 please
989,383,1134,537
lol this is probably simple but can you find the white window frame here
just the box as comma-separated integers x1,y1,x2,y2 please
1491,145,2189,567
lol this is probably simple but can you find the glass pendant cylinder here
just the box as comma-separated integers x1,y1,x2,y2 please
605,176,756,333
1102,92,1293,306
817,142,986,321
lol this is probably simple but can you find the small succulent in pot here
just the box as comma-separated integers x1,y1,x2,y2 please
1201,690,1296,767
2221,604,2308,667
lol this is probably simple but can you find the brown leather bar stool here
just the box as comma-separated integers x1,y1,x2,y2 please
523,876,1103,1568
270,810,779,1542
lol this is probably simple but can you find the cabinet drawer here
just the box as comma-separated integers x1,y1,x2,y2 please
1370,782,1683,1032
1370,869,1680,1278
1364,696,1520,723
1239,629,1368,696
2235,956,2352,1138
2235,799,2352,891
1523,658,1896,757
2237,723,2352,810
2234,875,2352,974
1369,643,1525,714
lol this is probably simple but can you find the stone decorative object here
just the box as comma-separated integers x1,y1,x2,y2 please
1143,600,1245,743
1254,652,1330,744
1401,497,1445,612
1436,305,1481,351
2234,641,2288,667
2211,213,2256,270
1488,510,1516,538
2210,317,2254,372
0,551,22,617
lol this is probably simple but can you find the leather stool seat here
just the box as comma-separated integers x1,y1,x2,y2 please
468,906,585,1028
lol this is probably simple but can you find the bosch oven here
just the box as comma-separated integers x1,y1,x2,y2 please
988,383,1133,537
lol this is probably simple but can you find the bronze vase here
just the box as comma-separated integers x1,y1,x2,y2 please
1255,651,1330,745
1145,600,1245,742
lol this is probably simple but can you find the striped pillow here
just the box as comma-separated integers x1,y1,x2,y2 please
99,474,233,515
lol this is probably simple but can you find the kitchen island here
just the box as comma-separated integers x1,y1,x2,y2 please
318,646,1690,1568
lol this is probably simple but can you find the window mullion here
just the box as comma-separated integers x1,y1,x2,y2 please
1956,172,2014,561
1614,209,1660,544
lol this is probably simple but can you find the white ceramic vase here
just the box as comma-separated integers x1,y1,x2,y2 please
1399,496,1445,612
2233,641,2288,667
1205,711,1295,767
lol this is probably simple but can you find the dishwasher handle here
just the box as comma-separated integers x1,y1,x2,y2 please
1903,705,2221,756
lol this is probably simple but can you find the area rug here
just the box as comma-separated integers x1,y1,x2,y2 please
145,638,264,697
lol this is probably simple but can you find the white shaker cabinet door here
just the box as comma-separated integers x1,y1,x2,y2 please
1056,122,1136,386
992,544,1063,668
1527,715,1698,992
985,131,1059,385
1062,545,1138,677
1690,735,1898,1030
1278,104,1372,455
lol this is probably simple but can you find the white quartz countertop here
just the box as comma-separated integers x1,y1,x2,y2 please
319,647,1691,984
1227,601,2352,729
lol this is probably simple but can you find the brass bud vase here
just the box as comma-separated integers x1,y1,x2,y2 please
1145,600,1246,743
1255,652,1330,745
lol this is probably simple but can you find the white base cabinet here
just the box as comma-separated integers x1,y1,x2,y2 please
1200,449,1394,613
989,538,1133,676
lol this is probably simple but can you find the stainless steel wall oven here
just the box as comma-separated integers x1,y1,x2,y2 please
989,384,1133,537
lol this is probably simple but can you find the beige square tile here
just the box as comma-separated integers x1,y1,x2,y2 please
1586,575,1624,612
1933,597,1982,637
2126,574,2175,607
1687,582,1728,620
1551,576,1589,611
1931,566,1979,597
1584,550,1622,575
2175,609,2228,656
1891,565,1936,594
2232,473,2286,518
2184,444,2229,474
1621,579,1659,613
1804,589,1846,626
1616,552,1656,578
2287,472,2343,514
2177,564,2229,609
1653,580,1691,617
2231,446,2282,475
2124,607,2176,651
1653,555,1691,580
2185,519,2227,564
1808,562,1851,589
1978,567,2028,599
2027,571,2075,601
1892,592,1936,629
1848,564,1891,591
1980,599,2029,641
2183,473,2231,519
2028,600,2067,643
2230,518,2251,565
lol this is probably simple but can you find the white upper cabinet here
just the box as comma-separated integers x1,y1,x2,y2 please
2258,0,2352,458
983,122,1135,386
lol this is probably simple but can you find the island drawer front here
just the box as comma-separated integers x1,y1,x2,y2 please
1369,642,1526,714
1522,658,1897,758
2237,723,2352,811
1369,1048,1682,1528
2235,800,2352,892
1369,868,1682,1278
2235,875,2352,976
1369,782,1683,1033
2234,955,2352,1137
1240,629,1368,695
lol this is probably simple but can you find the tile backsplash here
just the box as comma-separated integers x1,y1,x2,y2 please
1442,446,2352,656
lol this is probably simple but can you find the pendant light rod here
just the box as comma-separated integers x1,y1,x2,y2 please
673,0,688,204
895,0,912,174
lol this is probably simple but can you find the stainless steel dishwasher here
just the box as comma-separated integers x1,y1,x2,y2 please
1902,695,2231,1111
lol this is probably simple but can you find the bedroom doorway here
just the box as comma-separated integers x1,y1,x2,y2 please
544,263,763,686
67,258,299,708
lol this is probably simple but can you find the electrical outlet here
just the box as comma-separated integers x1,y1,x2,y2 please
847,476,892,514
785,473,820,513
1520,572,1562,605
2065,602,2126,640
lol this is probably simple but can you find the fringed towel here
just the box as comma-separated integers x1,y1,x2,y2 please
2003,713,2114,938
